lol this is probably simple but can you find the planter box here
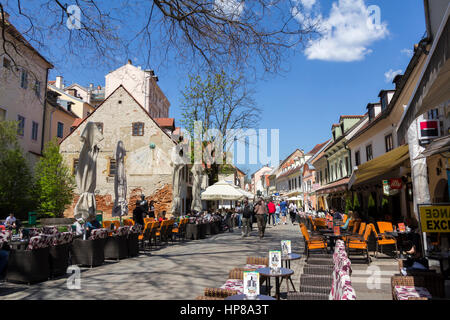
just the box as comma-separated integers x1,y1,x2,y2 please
127,233,139,257
49,243,70,278
104,235,128,260
71,238,106,267
6,247,50,284
40,218,76,226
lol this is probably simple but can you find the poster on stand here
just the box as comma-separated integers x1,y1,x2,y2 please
243,271,259,299
269,250,281,272
281,240,291,256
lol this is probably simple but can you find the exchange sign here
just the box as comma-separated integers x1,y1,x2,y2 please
419,205,450,233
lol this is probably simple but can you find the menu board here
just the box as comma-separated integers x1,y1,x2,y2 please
243,271,259,298
269,250,281,272
333,226,340,236
398,223,406,233
281,240,291,256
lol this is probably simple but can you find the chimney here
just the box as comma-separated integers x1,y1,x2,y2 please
97,85,101,90
127,59,132,65
393,74,403,89
55,76,64,89
89,83,93,90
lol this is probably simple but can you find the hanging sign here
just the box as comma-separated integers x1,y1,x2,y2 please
389,178,402,189
383,180,390,196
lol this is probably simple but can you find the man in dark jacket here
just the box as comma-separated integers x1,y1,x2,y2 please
133,201,145,226
241,198,252,237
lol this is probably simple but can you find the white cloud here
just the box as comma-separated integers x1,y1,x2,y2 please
300,0,317,11
401,48,414,58
295,0,389,62
214,0,244,19
384,69,402,83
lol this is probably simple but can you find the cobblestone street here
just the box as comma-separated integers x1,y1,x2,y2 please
0,223,401,300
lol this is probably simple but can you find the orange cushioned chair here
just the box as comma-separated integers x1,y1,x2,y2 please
314,218,327,230
300,223,328,260
377,221,394,234
123,219,134,226
346,223,373,264
371,223,398,259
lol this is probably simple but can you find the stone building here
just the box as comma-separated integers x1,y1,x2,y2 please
59,85,178,218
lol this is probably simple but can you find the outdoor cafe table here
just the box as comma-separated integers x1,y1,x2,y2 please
281,253,301,269
256,267,294,300
225,294,276,300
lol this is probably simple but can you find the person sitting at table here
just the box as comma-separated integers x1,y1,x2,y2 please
5,213,21,234
86,219,101,236
0,247,9,279
400,240,430,275
158,211,167,222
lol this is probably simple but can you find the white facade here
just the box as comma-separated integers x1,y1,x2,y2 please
105,62,170,119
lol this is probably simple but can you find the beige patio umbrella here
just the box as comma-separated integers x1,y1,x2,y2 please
74,122,103,238
113,141,128,224
201,180,246,201
190,164,203,212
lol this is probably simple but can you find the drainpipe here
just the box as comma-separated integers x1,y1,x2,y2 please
41,68,50,153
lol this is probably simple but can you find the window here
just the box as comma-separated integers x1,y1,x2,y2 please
132,122,144,136
345,157,349,175
332,130,336,140
366,145,373,161
94,122,103,134
339,161,343,178
385,134,394,152
17,115,25,136
73,159,79,175
31,121,38,141
355,151,360,166
34,80,41,97
427,108,439,120
0,108,5,121
3,57,11,70
340,123,345,135
381,96,388,111
20,69,28,89
109,159,117,176
288,180,291,190
57,122,64,138
368,106,375,121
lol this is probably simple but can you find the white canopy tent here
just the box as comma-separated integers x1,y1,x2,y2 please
201,180,246,201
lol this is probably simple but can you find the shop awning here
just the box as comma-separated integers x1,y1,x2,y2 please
349,145,410,188
415,135,450,160
316,178,350,195
397,6,450,141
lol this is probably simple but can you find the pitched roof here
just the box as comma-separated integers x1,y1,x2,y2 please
71,118,84,128
2,15,53,69
155,118,175,128
307,140,330,156
59,85,176,146
339,115,365,120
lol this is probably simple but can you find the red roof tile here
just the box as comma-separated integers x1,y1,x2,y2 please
71,118,83,127
155,118,175,128
307,140,330,156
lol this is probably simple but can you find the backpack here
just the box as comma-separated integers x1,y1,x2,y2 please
242,204,252,218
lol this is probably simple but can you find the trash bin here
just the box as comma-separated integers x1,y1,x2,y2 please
28,212,37,226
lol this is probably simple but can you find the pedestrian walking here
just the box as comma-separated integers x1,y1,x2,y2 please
275,202,281,225
235,201,242,229
133,201,145,226
289,202,297,225
267,199,276,226
280,199,288,224
254,197,268,239
241,198,252,237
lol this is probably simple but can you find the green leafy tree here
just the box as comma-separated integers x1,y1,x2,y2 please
34,139,75,218
0,121,36,220
367,194,377,218
344,196,353,214
180,70,260,183
353,193,360,213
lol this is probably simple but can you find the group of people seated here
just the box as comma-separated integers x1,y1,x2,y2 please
0,213,22,233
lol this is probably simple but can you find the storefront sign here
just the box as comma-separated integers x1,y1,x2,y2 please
419,205,450,233
389,178,402,189
383,180,390,196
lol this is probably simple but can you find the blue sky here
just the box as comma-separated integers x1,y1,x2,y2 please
43,0,427,175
